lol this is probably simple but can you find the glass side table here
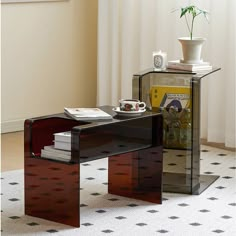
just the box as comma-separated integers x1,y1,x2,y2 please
132,67,221,194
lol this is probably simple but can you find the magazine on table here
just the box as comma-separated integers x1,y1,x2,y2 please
64,107,113,121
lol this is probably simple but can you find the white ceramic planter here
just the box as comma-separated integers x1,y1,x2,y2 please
178,37,206,64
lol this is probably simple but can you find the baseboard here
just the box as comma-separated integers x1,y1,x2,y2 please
201,138,236,152
1,119,24,133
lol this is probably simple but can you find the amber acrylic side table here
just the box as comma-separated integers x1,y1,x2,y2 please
24,106,163,227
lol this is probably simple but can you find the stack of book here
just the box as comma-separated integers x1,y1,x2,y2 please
41,131,71,162
167,60,212,72
54,131,71,151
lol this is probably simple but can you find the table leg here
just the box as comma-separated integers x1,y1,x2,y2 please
108,146,163,204
25,157,80,227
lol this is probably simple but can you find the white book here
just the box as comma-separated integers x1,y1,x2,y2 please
41,149,71,160
54,131,71,143
54,141,71,151
41,152,70,162
41,144,72,162
44,145,71,156
64,107,113,121
167,60,212,71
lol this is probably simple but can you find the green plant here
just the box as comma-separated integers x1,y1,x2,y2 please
179,5,209,40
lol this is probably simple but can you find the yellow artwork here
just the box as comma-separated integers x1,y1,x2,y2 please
150,85,191,110
150,85,192,149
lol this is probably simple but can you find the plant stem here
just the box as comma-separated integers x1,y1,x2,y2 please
190,16,195,40
184,15,191,38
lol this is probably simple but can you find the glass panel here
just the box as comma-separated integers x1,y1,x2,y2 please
71,114,162,163
24,118,81,227
108,146,163,204
26,116,87,157
132,71,196,193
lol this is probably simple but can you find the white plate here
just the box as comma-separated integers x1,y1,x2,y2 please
112,107,146,116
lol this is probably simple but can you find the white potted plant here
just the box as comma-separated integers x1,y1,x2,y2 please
177,5,209,64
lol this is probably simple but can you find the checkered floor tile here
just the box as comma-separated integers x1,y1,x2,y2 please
1,145,235,235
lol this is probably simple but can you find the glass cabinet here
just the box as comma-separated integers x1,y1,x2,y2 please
132,67,221,194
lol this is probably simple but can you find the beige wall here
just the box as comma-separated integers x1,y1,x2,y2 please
1,0,98,133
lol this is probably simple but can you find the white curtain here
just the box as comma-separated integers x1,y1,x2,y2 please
97,0,236,148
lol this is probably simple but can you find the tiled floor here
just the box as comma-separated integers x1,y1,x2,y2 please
1,134,236,235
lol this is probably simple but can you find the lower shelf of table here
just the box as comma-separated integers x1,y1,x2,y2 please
163,172,220,194
196,174,220,194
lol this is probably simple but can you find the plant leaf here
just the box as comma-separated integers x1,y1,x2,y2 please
180,7,188,18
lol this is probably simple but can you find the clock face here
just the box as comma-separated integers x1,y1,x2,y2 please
154,55,163,68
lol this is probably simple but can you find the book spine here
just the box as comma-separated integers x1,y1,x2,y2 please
167,64,192,71
41,149,71,159
167,64,212,71
54,141,71,151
